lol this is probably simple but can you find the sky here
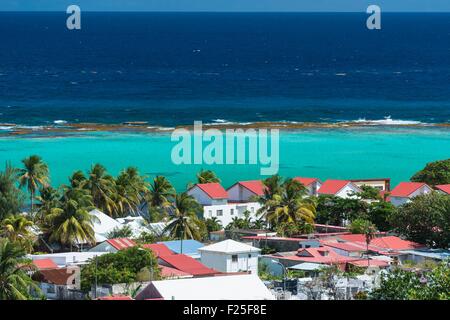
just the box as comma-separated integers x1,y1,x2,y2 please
0,0,449,12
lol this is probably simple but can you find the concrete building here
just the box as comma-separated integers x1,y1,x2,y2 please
350,178,391,192
135,274,275,300
199,240,261,274
227,180,265,202
294,177,323,196
389,182,433,207
318,180,361,199
188,183,261,227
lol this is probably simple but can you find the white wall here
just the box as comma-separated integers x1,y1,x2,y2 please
391,185,433,207
187,186,215,205
202,202,261,227
336,183,360,199
201,251,259,274
227,184,258,202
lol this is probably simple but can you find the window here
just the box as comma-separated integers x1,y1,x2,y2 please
232,255,238,262
216,210,223,216
250,207,255,213
248,254,252,258
230,209,234,215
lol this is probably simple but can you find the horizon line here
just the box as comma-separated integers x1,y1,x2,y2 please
1,10,450,13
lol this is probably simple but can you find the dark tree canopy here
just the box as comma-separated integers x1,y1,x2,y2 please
410,159,450,186
390,192,450,248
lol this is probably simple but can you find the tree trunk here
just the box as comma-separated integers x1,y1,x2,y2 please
30,191,34,217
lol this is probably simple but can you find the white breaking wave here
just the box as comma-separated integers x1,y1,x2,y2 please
350,116,423,126
54,120,68,125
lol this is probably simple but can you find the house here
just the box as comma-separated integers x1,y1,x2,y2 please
159,265,193,279
321,241,368,258
227,180,265,202
294,177,322,196
242,236,320,253
397,249,450,265
318,180,361,199
157,239,203,259
435,184,450,195
89,238,136,253
350,178,391,192
187,183,229,206
389,182,433,206
33,268,81,300
157,253,218,277
115,216,156,238
30,252,107,268
135,274,275,300
198,239,261,274
89,209,123,243
143,243,174,257
188,182,261,227
268,247,358,270
32,258,59,270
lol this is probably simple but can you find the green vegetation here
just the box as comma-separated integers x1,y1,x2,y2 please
0,239,40,300
106,225,134,239
257,176,316,233
80,246,160,292
410,158,450,186
370,261,450,300
389,192,450,248
196,169,220,184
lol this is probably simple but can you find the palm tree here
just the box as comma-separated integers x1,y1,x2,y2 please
45,187,96,251
17,155,49,216
0,163,24,220
69,170,87,189
196,169,220,184
205,217,223,232
85,164,116,216
361,220,377,267
35,186,61,225
114,167,148,217
0,239,40,300
163,192,202,254
147,176,174,221
259,178,316,228
1,215,35,253
148,176,174,208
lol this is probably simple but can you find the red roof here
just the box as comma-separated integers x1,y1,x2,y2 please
364,236,424,251
273,247,358,265
158,254,217,276
390,182,428,197
34,268,75,285
143,243,174,257
98,295,133,300
195,183,228,199
106,238,136,250
32,258,58,270
294,177,320,187
159,265,192,278
436,184,450,195
318,180,354,195
235,180,265,196
349,259,390,267
321,241,367,252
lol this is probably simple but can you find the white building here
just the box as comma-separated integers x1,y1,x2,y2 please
227,180,265,202
294,177,323,196
199,239,261,274
188,183,261,227
135,274,275,300
390,182,433,207
29,252,107,268
89,238,136,253
318,180,361,199
89,209,123,242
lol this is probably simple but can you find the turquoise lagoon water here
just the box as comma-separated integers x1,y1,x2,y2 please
0,127,449,191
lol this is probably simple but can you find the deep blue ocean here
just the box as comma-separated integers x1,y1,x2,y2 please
0,12,450,126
